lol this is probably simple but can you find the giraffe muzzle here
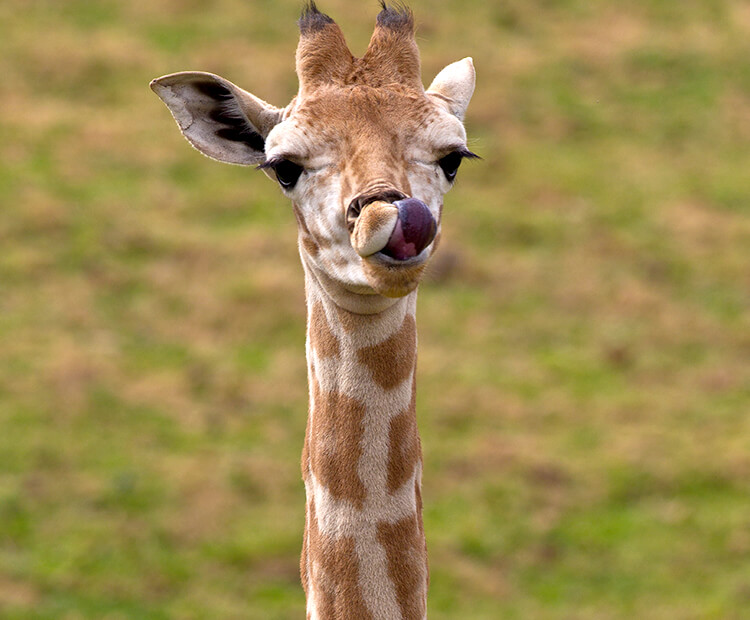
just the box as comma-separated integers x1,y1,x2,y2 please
351,198,437,261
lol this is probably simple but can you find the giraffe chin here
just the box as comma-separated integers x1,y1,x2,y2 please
361,252,430,298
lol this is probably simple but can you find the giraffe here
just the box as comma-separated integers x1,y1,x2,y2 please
150,3,475,617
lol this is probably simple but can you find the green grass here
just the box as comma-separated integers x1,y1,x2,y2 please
2,0,750,617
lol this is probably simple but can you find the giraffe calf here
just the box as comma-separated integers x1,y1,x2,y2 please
152,3,475,617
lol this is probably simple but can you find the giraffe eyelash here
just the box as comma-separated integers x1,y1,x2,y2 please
257,156,302,170
258,157,305,189
437,148,480,182
450,147,480,160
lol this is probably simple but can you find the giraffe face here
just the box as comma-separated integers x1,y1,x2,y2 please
151,3,475,302
262,84,471,298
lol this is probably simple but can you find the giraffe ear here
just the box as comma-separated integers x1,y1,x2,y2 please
150,72,284,166
426,57,475,122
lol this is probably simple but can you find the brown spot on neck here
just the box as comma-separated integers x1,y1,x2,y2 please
387,376,420,493
309,301,340,358
309,379,368,508
358,313,417,389
377,515,428,620
306,500,372,618
331,301,361,333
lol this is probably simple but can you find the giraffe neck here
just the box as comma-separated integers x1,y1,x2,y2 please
300,262,428,620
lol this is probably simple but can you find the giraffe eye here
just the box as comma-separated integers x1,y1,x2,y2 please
273,159,304,189
437,148,480,183
438,152,464,182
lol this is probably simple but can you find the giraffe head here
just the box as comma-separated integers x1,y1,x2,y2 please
151,2,476,306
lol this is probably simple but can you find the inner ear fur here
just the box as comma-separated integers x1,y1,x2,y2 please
426,57,476,121
150,71,284,166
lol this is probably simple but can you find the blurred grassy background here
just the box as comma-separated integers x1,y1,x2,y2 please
1,0,750,618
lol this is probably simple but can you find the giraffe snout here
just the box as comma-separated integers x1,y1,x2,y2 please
350,197,437,261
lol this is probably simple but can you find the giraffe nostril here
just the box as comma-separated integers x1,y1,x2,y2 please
346,200,363,232
347,189,408,232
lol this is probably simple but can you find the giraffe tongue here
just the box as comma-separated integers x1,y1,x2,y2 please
381,198,437,261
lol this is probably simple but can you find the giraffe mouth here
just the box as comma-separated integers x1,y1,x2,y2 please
350,197,437,263
354,198,437,298
378,198,437,261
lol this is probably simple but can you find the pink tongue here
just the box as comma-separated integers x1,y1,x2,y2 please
385,219,415,260
382,199,437,261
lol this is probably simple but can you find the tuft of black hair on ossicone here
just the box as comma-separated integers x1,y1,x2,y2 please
299,1,335,33
376,1,414,31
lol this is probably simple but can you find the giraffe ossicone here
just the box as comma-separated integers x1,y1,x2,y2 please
151,2,475,617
